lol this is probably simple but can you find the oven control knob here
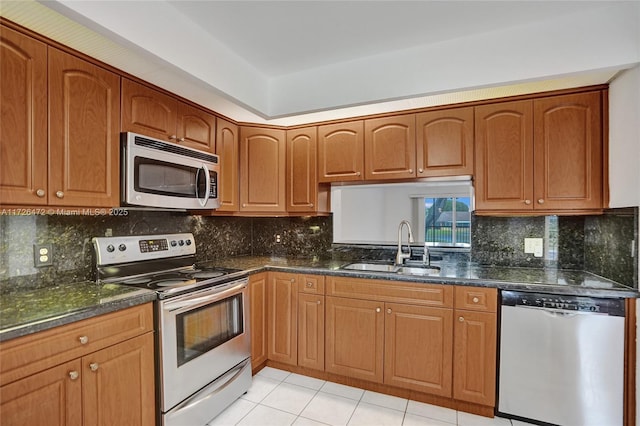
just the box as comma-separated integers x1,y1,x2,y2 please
106,244,115,253
118,244,127,252
178,240,184,246
185,239,192,246
170,240,177,247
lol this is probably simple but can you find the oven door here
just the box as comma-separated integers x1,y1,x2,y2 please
158,278,250,412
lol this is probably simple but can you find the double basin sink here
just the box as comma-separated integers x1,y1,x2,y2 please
340,261,440,276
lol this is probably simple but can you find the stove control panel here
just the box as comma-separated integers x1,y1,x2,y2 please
93,233,195,265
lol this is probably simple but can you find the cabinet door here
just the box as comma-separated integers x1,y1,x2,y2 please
475,100,533,211
318,121,364,182
239,127,286,212
267,273,298,365
286,127,318,212
48,48,120,207
298,293,325,371
453,310,496,406
82,333,155,426
0,359,82,426
533,91,602,210
416,107,474,177
215,118,240,212
364,115,416,180
176,102,216,153
121,78,177,141
0,26,47,205
249,272,268,370
384,303,453,397
325,296,384,383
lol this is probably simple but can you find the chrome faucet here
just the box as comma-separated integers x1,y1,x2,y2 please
395,220,414,265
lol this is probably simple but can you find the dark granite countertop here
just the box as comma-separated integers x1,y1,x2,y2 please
203,256,640,299
0,281,156,342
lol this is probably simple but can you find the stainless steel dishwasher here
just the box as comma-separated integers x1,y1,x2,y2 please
498,290,625,426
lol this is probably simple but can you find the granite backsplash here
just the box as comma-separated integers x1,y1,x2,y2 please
1,207,637,291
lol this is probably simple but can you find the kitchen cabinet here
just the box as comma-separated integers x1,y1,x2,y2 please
0,304,155,426
239,127,286,212
250,272,268,371
318,121,364,182
122,78,216,153
297,275,325,371
453,287,497,406
475,91,603,213
416,107,474,177
267,272,298,365
287,127,325,213
48,48,121,207
216,118,240,212
0,25,47,206
364,115,416,180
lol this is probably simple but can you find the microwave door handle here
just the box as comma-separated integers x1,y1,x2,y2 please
197,164,211,207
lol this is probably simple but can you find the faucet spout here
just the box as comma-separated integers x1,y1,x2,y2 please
395,220,414,265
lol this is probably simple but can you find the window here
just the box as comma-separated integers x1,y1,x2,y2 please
424,196,471,246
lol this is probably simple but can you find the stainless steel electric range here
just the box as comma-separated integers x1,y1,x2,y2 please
93,233,251,426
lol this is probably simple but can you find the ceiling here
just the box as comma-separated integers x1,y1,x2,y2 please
2,1,639,124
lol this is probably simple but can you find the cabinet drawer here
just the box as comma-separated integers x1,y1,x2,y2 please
327,276,453,308
299,275,325,294
0,303,153,386
454,287,497,312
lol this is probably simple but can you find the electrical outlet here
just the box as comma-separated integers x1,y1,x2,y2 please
33,244,53,267
275,234,281,243
524,238,544,257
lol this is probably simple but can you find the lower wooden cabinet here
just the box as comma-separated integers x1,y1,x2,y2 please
298,293,325,371
0,304,155,426
267,272,298,365
249,272,268,370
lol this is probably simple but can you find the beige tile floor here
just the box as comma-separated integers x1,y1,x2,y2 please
207,367,529,426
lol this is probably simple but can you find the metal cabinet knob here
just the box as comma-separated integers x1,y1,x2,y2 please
408,169,413,174
375,307,381,313
36,189,45,197
290,278,295,283
309,203,314,208
538,199,545,204
316,300,321,305
524,199,531,205
356,171,361,176
69,371,79,380
306,282,313,288
472,297,479,303
242,203,246,208
55,191,64,198
89,363,99,372
387,308,392,314
179,137,185,142
78,336,89,345
169,135,177,140
459,316,465,322
418,168,424,173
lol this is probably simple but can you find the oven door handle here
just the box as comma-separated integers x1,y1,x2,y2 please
164,281,246,313
195,164,211,207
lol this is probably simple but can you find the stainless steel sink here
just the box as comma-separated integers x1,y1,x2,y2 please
340,262,440,276
340,262,398,272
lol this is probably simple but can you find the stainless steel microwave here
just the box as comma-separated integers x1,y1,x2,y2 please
121,132,220,210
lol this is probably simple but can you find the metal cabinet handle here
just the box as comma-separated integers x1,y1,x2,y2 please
55,191,64,198
36,189,45,197
69,371,79,380
387,308,392,314
89,363,99,372
375,307,381,313
79,336,89,345
524,199,531,205
459,316,465,322
538,199,545,204
472,297,479,303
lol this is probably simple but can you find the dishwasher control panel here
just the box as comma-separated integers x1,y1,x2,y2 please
501,290,625,316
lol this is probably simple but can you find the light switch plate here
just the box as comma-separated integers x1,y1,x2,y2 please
524,238,544,257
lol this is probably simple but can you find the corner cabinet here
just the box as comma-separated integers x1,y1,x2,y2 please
239,126,286,213
475,90,604,214
0,304,155,426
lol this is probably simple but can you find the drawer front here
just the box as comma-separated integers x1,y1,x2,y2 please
299,275,325,294
327,276,453,308
0,303,153,386
454,286,497,312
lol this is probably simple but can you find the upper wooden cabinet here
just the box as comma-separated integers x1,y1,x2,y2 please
0,25,47,206
416,107,474,177
286,127,319,212
475,91,604,213
48,48,121,207
364,115,416,180
239,126,286,212
216,118,240,212
318,121,364,182
121,78,216,153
